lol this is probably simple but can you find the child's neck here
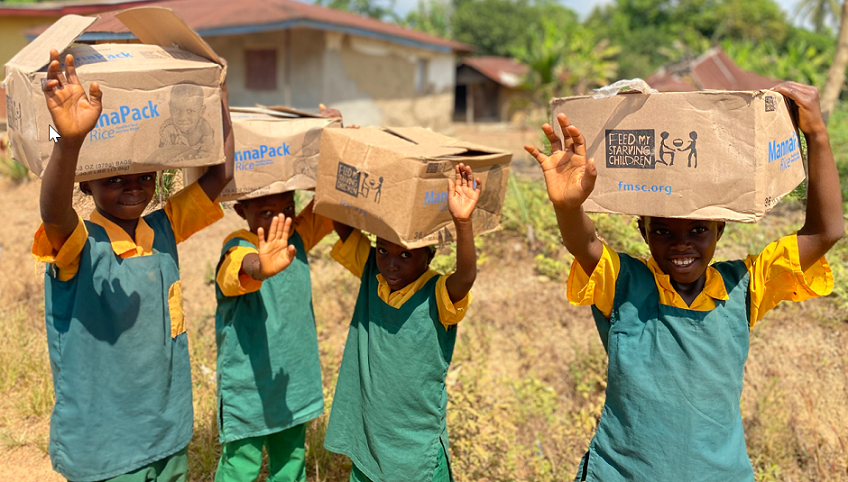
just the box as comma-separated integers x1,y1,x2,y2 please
669,274,707,307
96,207,139,240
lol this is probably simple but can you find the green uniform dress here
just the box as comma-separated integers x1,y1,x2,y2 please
214,232,324,481
44,212,192,482
577,253,754,481
324,249,456,482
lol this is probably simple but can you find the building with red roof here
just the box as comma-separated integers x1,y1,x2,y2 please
455,56,528,123
646,47,780,92
5,0,472,129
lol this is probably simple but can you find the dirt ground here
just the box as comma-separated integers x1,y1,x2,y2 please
1,123,847,481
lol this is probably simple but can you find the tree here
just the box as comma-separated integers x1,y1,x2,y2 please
821,0,848,121
315,0,400,22
402,0,452,38
796,0,841,34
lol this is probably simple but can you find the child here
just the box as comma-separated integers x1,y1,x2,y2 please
524,82,844,481
324,164,481,482
214,190,334,482
33,50,234,482
159,82,215,159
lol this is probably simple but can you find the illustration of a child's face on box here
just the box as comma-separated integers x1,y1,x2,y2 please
169,83,206,136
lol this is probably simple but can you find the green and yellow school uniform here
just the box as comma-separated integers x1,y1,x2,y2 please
214,201,333,482
324,230,471,482
567,234,833,481
32,182,223,482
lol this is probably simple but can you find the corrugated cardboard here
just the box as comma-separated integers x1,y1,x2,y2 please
550,90,805,222
314,127,512,248
4,7,225,181
184,106,341,202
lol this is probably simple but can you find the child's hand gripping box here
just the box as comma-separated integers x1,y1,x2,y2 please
551,90,805,222
4,7,226,181
314,127,512,248
184,106,341,202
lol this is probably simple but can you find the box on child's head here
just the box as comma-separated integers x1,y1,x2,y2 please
551,89,805,222
184,106,341,202
4,7,226,181
314,127,512,248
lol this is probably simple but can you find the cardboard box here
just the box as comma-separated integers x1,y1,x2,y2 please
550,90,805,222
314,127,512,248
4,8,226,181
184,106,341,202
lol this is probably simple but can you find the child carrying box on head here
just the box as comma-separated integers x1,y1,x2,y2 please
525,82,844,481
324,164,481,482
213,107,341,482
32,51,234,481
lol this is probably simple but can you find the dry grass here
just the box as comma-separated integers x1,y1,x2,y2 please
0,175,846,481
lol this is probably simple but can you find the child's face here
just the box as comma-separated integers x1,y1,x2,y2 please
170,95,205,135
375,238,433,292
234,192,296,236
80,173,156,221
639,216,725,285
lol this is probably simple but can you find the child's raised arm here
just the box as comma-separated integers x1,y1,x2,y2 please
40,50,102,252
197,80,235,202
445,163,481,302
525,113,604,274
772,83,845,270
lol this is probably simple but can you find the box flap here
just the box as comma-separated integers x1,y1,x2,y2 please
258,104,329,119
6,15,98,73
116,7,221,64
382,127,506,157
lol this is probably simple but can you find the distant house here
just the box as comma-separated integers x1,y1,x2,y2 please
454,56,528,123
21,0,472,129
646,47,779,92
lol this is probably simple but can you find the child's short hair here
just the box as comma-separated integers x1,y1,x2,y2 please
170,82,204,100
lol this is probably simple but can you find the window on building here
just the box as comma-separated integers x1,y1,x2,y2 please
416,58,429,94
246,49,277,90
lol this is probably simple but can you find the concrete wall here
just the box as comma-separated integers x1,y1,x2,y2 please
207,29,455,129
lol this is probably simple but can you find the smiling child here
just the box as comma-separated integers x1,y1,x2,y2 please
525,81,844,481
33,50,234,482
324,164,482,482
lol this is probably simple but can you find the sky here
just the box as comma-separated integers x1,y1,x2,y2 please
387,0,803,20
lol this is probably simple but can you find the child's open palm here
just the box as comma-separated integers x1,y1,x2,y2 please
256,215,297,279
43,50,102,142
448,163,482,221
525,113,597,209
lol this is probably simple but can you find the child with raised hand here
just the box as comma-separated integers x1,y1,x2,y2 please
325,164,481,482
214,188,335,482
524,81,844,481
33,49,234,482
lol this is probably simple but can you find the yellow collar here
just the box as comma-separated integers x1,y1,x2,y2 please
646,257,729,304
224,229,259,247
89,210,154,258
376,269,440,308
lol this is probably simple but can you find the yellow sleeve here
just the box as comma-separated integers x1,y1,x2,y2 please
330,229,371,278
216,245,263,297
294,200,335,253
745,233,833,328
31,217,88,282
435,275,472,328
164,181,224,244
566,243,621,318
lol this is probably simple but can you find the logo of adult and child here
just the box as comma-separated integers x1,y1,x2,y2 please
605,129,699,170
335,162,384,204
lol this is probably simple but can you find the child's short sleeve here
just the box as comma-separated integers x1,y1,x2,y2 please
435,275,471,328
294,200,335,253
566,243,621,318
330,229,371,278
31,217,88,281
746,233,833,328
217,245,263,297
164,181,224,244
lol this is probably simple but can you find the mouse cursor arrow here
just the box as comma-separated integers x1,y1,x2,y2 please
48,125,61,143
